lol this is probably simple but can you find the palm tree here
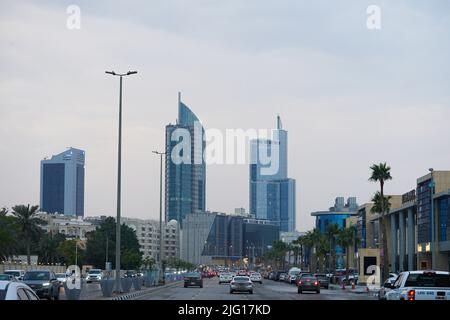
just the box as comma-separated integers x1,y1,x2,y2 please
291,238,301,266
337,226,356,284
325,223,340,273
0,207,8,216
301,231,315,270
369,162,392,281
0,212,19,261
11,204,45,264
272,240,288,269
306,229,327,272
371,192,392,214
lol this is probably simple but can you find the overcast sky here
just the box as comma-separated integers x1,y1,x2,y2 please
1,1,449,231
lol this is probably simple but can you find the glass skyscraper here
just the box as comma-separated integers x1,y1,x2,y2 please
249,116,296,232
165,93,206,227
40,147,85,217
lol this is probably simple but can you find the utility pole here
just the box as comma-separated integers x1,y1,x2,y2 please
105,70,138,292
153,150,166,284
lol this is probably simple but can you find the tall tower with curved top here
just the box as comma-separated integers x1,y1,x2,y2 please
165,93,206,227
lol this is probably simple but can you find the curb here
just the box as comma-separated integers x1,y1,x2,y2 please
109,281,182,301
328,284,376,294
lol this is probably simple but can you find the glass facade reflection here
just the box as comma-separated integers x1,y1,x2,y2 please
249,116,296,232
165,94,206,226
40,148,85,217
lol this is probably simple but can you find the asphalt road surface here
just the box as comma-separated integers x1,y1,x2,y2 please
134,277,376,300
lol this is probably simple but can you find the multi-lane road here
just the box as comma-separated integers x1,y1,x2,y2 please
134,277,376,300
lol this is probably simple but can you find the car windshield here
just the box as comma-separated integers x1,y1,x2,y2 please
89,270,101,274
301,274,313,278
56,274,66,278
24,271,50,280
404,273,450,287
302,277,316,281
234,277,249,281
185,273,200,278
251,273,260,277
4,271,20,277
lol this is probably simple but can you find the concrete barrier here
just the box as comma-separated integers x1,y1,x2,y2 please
0,263,66,273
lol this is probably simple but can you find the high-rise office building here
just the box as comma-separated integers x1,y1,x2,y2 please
249,116,296,232
165,93,206,226
40,147,85,217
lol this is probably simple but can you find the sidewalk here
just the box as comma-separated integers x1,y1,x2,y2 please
328,284,379,295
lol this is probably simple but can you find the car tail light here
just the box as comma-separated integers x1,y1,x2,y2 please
314,281,318,286
298,281,303,285
407,290,415,301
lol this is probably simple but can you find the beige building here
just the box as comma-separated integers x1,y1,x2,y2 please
121,217,180,261
37,212,96,240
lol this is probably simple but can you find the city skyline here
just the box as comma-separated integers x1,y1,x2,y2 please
1,1,450,232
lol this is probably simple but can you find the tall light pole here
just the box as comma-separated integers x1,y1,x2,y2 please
153,150,166,284
106,70,137,292
429,168,435,269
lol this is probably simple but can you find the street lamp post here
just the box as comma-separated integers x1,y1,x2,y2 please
105,70,137,292
75,239,78,267
429,168,435,269
153,150,166,284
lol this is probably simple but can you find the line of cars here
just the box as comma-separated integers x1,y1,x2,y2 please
0,269,63,300
184,269,262,294
264,268,330,294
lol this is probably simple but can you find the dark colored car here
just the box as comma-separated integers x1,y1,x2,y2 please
314,273,330,289
23,270,60,300
297,275,320,294
184,273,203,288
274,270,288,281
0,274,16,281
295,273,313,286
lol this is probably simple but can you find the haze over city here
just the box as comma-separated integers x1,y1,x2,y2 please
1,0,450,231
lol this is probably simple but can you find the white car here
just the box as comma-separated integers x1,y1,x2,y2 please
4,270,25,281
0,280,40,300
219,273,233,284
385,270,450,300
230,276,253,294
86,269,103,283
55,273,68,287
250,272,262,284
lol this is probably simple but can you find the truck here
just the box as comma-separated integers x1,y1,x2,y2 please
385,270,450,300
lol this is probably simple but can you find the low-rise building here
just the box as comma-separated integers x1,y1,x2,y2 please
181,211,279,266
121,217,180,261
37,212,96,240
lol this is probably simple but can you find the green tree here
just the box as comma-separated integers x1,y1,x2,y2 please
0,207,8,217
325,223,340,273
57,239,83,266
337,226,357,284
84,217,142,269
0,213,19,261
142,256,156,270
272,240,288,269
38,233,66,265
369,162,392,281
371,192,392,214
11,205,45,264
